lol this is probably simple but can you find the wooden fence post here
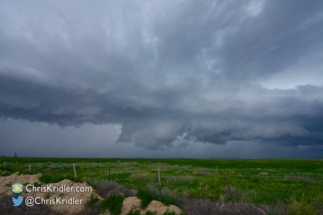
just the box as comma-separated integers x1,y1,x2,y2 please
29,164,31,172
158,167,162,194
108,167,111,183
73,164,77,179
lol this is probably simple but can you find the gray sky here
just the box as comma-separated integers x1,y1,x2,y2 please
0,0,323,158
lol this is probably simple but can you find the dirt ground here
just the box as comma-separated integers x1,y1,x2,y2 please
0,172,100,214
118,196,182,215
0,172,182,215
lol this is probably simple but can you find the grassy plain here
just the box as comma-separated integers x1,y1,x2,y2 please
1,157,323,213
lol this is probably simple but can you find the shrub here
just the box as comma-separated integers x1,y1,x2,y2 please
137,189,178,209
137,189,153,209
177,196,285,215
101,194,124,215
127,210,141,215
92,180,136,198
86,194,100,208
144,211,157,215
154,195,178,206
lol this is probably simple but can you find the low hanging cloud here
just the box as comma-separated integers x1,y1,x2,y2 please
0,0,323,151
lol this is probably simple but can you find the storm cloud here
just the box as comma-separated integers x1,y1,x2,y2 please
0,0,322,156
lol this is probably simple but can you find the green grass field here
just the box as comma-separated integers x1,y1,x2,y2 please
1,157,323,213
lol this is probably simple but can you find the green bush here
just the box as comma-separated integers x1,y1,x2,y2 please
154,195,177,206
127,210,141,215
101,194,124,215
137,189,153,208
86,194,100,208
144,211,157,215
137,189,178,209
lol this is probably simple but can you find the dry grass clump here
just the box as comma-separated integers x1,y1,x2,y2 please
91,180,137,198
147,185,171,196
259,172,269,177
176,197,287,215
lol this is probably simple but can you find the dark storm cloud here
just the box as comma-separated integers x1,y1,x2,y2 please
217,0,323,81
0,0,323,152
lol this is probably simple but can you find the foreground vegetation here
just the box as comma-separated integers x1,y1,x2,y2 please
1,157,323,214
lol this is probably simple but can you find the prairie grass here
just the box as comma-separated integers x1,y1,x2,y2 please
1,157,323,214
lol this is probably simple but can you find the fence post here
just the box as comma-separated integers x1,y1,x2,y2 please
73,164,77,179
108,167,111,183
158,167,161,194
29,164,31,172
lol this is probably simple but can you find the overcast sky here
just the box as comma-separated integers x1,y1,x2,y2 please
0,0,323,158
